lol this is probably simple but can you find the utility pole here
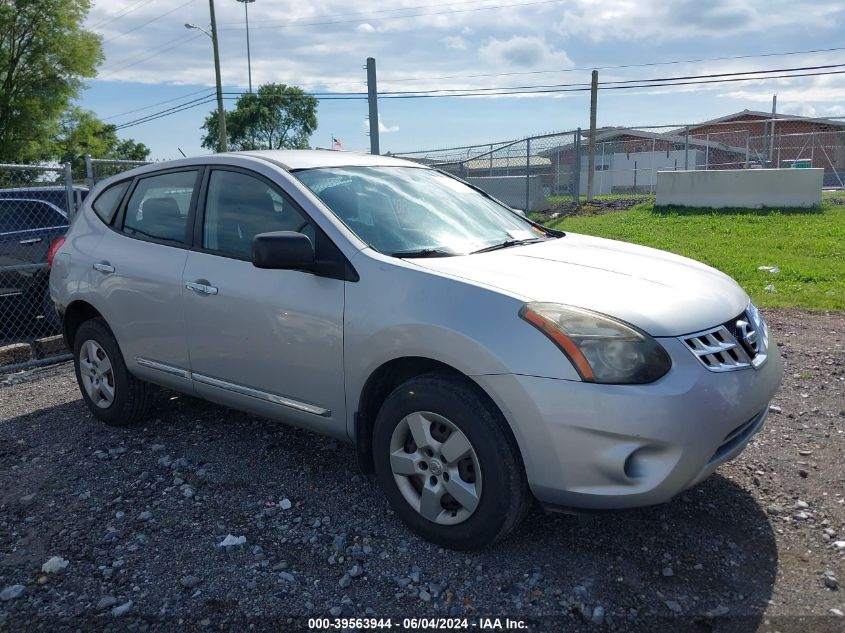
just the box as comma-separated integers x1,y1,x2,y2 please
586,69,598,201
209,0,227,152
366,57,380,155
235,0,255,92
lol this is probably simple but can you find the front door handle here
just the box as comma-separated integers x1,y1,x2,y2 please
93,262,115,274
185,281,218,295
19,237,42,245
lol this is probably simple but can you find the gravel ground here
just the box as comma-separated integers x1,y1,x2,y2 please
0,309,843,632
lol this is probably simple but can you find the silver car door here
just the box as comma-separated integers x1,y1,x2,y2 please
183,167,346,437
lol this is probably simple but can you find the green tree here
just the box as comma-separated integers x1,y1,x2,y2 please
201,84,318,152
0,0,102,163
53,107,150,178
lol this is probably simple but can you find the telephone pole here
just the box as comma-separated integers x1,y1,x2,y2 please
208,0,227,152
366,57,380,155
186,3,227,152
586,69,598,201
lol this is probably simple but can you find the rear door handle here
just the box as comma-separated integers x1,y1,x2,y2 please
19,237,42,245
185,281,218,295
93,262,115,274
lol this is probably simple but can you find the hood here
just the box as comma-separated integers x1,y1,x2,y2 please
410,233,749,337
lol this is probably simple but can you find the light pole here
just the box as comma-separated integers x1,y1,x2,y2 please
186,1,227,152
235,0,255,92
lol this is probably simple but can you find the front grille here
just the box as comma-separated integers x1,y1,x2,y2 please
681,304,769,372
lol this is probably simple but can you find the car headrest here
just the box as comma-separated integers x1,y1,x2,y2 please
142,197,180,225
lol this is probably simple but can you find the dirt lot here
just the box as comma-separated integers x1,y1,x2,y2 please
0,309,843,632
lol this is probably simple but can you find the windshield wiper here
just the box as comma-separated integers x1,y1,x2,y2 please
391,248,456,258
470,237,548,254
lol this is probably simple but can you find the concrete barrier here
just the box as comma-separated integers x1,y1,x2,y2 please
656,168,824,209
467,175,550,212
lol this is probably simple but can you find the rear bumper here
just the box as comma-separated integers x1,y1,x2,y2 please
473,337,783,510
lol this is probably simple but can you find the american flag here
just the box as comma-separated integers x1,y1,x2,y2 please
332,137,342,150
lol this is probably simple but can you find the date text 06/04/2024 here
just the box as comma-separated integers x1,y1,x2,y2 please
307,617,528,630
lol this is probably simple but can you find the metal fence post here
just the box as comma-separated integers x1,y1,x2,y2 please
573,129,582,203
684,126,690,170
525,137,531,213
650,137,656,194
84,154,94,188
599,141,605,194
704,134,710,170
63,162,75,219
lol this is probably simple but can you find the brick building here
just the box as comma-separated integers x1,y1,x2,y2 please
681,110,845,185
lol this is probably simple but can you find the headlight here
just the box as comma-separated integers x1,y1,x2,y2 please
519,302,672,384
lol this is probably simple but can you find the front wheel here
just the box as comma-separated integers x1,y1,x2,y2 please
73,318,153,426
373,373,530,549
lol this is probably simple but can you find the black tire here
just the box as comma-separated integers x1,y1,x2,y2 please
73,318,154,426
373,372,530,549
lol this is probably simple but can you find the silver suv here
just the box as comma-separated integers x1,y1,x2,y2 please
50,150,783,549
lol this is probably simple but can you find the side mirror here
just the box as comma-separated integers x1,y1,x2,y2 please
252,231,315,269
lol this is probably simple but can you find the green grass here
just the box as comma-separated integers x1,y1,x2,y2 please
546,201,845,311
547,193,655,205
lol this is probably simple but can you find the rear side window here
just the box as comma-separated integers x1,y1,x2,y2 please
92,181,130,224
0,199,67,232
122,170,198,245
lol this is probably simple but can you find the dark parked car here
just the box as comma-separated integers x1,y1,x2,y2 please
0,185,88,215
0,198,68,333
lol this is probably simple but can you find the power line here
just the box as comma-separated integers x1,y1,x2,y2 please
114,93,366,130
217,0,519,27
103,88,217,121
99,34,205,77
115,97,221,130
377,69,845,99
102,0,198,43
111,66,845,130
377,62,845,95
379,46,845,83
89,0,156,29
219,0,563,31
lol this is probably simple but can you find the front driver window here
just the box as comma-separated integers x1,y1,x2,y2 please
203,170,314,260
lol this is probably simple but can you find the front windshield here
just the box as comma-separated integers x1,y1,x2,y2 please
293,166,550,256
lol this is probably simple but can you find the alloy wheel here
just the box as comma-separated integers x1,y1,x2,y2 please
389,411,483,525
78,339,115,409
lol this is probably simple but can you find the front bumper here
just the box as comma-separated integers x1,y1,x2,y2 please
473,336,783,510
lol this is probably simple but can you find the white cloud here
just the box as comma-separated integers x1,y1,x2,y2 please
478,36,573,69
363,114,399,134
553,0,845,42
443,36,468,51
356,23,375,33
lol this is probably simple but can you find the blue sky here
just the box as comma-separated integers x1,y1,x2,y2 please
81,0,845,160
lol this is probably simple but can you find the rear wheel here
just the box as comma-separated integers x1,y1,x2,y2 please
373,373,530,549
73,318,153,426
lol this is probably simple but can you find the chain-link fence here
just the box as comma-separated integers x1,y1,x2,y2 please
1,156,151,373
394,130,581,212
85,155,151,187
0,163,82,372
394,114,845,202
